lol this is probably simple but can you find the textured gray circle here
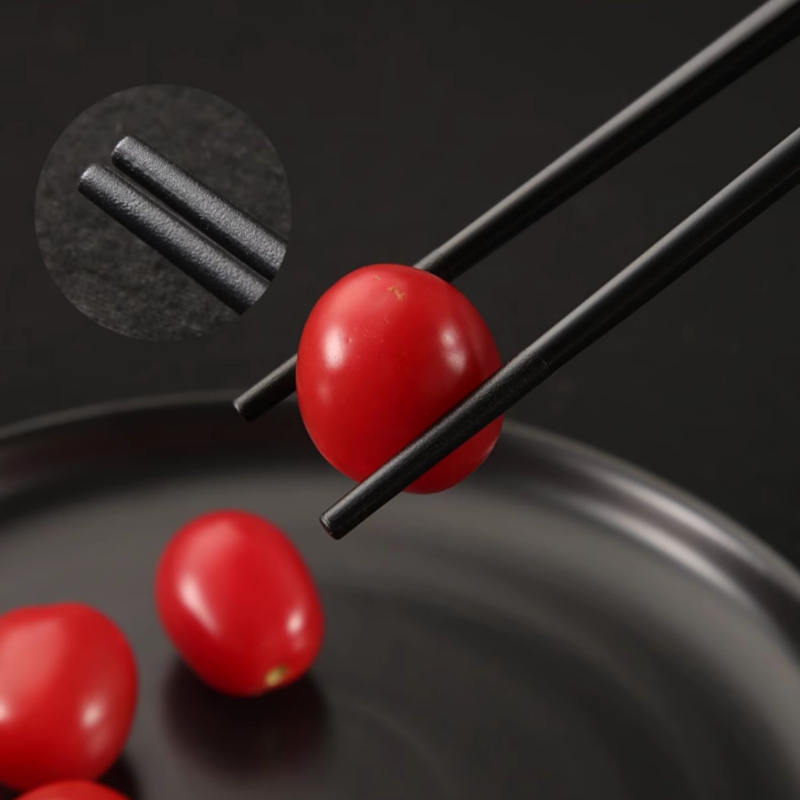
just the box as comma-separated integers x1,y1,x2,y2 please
35,84,291,341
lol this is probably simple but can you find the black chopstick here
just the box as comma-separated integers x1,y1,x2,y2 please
78,165,268,314
233,356,299,421
321,126,800,539
112,136,286,281
233,0,800,422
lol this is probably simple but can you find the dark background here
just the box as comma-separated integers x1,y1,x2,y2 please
1,0,799,559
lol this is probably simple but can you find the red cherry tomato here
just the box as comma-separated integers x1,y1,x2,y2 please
156,510,324,697
0,604,137,792
297,263,503,493
20,781,128,799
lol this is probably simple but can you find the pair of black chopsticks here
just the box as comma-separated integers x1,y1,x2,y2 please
79,136,286,313
239,0,800,539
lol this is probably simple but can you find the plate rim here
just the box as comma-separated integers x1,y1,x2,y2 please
1,390,799,636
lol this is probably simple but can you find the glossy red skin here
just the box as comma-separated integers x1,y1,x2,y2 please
297,264,503,493
0,604,137,792
20,781,128,800
156,511,324,697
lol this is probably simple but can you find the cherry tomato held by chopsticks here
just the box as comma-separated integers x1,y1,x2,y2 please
156,510,324,697
19,781,128,800
0,604,137,792
296,263,503,493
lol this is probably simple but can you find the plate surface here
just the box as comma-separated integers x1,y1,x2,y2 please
1,394,800,800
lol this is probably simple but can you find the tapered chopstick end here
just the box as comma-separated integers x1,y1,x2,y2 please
77,163,107,196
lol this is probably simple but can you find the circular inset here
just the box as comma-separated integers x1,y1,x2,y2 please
35,85,291,341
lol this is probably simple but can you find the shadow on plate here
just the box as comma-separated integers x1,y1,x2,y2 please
162,659,330,779
103,757,142,799
0,756,141,800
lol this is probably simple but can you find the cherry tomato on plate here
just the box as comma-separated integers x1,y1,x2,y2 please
156,510,324,696
0,603,137,792
296,263,503,493
19,781,128,800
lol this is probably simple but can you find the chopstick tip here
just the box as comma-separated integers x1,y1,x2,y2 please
111,134,140,160
77,163,107,194
319,510,347,540
232,392,255,421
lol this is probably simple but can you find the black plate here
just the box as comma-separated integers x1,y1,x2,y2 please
2,393,800,800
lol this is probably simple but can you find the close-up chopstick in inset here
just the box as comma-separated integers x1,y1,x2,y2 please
321,125,800,539
233,0,800,422
78,165,268,314
111,136,286,281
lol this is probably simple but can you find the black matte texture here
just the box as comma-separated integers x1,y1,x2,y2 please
78,165,268,314
4,0,800,566
233,355,298,421
233,0,800,421
4,396,800,799
35,84,290,340
323,127,800,537
112,136,286,281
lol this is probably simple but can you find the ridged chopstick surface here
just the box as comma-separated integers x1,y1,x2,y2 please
112,136,285,281
78,164,268,314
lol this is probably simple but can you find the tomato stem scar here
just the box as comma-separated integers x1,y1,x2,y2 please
265,664,290,687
